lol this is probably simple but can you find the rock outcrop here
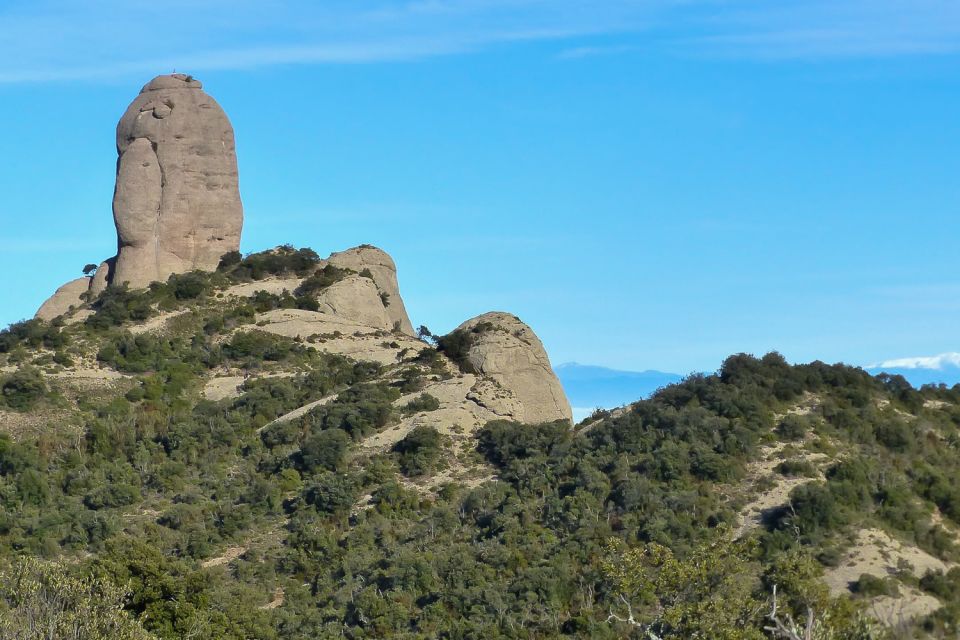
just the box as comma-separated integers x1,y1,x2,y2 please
314,274,392,330
29,75,575,445
35,278,90,321
87,258,115,298
454,312,572,424
327,246,414,335
111,74,243,288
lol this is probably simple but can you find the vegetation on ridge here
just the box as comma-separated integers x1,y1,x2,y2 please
2,251,960,637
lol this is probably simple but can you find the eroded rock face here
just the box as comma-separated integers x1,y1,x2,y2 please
455,312,572,425
111,74,243,288
327,245,414,335
314,274,392,330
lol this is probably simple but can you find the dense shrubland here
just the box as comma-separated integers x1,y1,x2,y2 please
3,258,960,637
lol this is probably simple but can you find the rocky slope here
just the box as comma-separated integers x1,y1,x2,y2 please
34,73,570,428
4,304,960,637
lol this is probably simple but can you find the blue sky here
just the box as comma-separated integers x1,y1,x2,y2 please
1,0,959,374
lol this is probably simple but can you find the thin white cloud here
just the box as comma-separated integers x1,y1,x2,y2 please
691,0,960,58
0,0,959,84
870,352,960,370
557,44,642,59
0,0,655,83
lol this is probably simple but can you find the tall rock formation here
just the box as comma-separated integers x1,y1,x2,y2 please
455,312,572,424
37,73,244,317
111,74,243,288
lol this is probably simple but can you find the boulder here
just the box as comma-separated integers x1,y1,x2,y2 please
110,73,243,289
87,258,115,298
314,274,392,330
327,245,414,335
35,278,90,321
454,312,572,425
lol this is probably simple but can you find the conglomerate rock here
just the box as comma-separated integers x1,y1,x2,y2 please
455,312,572,425
35,278,90,321
327,245,414,335
110,73,243,288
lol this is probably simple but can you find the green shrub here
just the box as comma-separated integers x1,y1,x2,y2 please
412,347,445,374
294,264,350,297
852,573,898,597
477,420,571,467
168,271,210,300
776,459,818,477
1,366,47,411
299,383,400,440
0,556,154,640
874,419,913,452
0,319,67,352
301,472,358,515
919,567,960,600
394,426,443,476
86,285,154,329
223,245,320,281
224,330,294,362
83,483,141,510
776,415,809,441
217,250,242,270
435,322,497,372
300,429,351,472
435,329,476,373
401,393,440,415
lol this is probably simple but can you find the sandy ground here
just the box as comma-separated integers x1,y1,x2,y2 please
203,375,247,401
734,441,828,538
201,545,248,568
824,528,949,619
49,366,130,383
260,587,285,610
128,309,190,335
225,278,305,298
824,528,949,593
360,375,498,453
869,587,943,626
251,308,426,365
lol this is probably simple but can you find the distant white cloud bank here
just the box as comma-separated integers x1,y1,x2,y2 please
870,352,960,370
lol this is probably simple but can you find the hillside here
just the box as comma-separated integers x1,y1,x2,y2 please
2,255,960,638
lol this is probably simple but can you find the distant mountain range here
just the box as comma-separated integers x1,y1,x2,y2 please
865,352,960,388
554,363,682,422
